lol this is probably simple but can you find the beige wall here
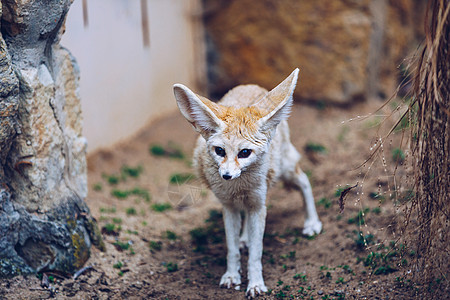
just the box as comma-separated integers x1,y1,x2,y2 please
62,0,204,152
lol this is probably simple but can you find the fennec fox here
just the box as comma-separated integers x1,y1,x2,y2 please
173,69,322,297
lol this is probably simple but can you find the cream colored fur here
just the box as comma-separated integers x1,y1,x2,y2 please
173,69,322,298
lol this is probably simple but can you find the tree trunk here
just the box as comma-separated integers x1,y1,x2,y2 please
0,0,103,277
411,0,449,288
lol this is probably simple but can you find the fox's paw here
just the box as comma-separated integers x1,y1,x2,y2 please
220,271,241,290
302,218,322,236
246,281,268,298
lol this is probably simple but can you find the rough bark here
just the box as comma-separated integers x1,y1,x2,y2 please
0,0,103,277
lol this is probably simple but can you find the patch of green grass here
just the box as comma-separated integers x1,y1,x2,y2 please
364,251,397,275
305,142,327,153
293,272,307,282
112,217,122,224
164,230,178,240
150,143,185,159
149,241,162,251
111,187,151,202
121,165,143,178
335,277,345,284
130,187,151,202
103,174,120,185
392,148,405,163
113,240,130,251
372,207,382,214
102,223,119,235
169,173,195,185
280,251,296,260
353,230,375,250
111,189,130,199
99,207,116,214
150,145,165,156
93,183,102,191
126,207,137,216
151,202,172,212
165,262,178,272
317,197,332,209
341,264,354,275
126,229,138,235
113,261,123,269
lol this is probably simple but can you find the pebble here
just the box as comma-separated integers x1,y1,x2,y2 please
317,290,324,295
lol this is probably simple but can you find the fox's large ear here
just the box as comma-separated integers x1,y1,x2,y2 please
173,84,225,136
257,68,299,132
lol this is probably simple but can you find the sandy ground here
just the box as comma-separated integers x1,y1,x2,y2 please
1,99,428,299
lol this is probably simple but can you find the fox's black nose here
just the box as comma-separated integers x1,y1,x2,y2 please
222,174,232,180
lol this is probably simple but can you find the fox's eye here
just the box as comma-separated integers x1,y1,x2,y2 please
215,147,226,157
238,149,252,159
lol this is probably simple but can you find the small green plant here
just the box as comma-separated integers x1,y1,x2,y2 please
362,251,397,275
280,251,296,260
150,145,165,156
99,207,116,213
93,183,102,191
274,290,287,299
169,173,195,184
102,223,120,235
130,187,151,202
341,264,354,275
121,165,143,178
150,143,185,159
317,197,332,209
166,262,178,272
149,241,162,251
336,277,345,284
126,207,137,215
112,217,122,224
103,174,120,185
372,207,382,214
113,240,130,251
111,189,130,199
151,202,172,212
164,230,178,240
353,230,374,250
113,261,123,269
392,148,405,163
305,142,327,153
293,273,307,282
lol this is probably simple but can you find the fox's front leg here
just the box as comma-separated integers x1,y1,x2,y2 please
220,205,242,290
246,205,268,297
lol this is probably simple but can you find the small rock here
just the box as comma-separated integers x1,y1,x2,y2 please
317,290,324,295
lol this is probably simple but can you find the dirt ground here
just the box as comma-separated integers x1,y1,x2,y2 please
1,99,426,299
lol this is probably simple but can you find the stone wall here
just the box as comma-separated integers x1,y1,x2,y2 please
203,0,425,104
0,0,102,277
